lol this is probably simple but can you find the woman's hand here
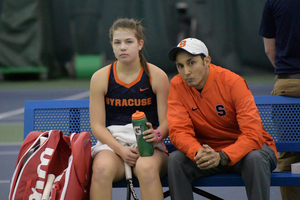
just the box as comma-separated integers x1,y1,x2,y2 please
142,122,158,142
119,146,140,167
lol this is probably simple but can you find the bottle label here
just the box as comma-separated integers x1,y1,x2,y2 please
133,126,142,135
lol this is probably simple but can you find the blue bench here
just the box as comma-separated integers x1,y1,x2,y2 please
23,95,300,200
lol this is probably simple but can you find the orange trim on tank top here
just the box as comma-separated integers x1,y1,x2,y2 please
113,61,144,88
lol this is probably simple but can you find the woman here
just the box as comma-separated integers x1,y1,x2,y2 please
89,18,169,200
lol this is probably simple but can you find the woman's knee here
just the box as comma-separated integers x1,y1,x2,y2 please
136,159,157,173
135,159,160,182
92,152,121,182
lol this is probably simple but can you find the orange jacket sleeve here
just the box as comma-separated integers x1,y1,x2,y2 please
167,76,203,161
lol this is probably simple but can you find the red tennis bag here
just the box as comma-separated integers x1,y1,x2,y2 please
9,130,92,200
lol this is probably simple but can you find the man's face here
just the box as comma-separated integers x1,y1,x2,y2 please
175,51,210,90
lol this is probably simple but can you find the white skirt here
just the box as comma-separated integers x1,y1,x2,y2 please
91,123,166,158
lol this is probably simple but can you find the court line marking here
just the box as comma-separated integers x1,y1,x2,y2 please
0,108,24,120
0,180,10,184
0,151,19,155
0,91,90,120
0,143,22,146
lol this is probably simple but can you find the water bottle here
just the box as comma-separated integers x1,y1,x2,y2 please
132,110,154,157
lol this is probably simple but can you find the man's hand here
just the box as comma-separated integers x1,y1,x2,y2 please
194,144,221,169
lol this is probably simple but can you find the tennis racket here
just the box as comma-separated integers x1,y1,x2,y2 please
124,162,139,200
23,136,47,165
41,174,55,200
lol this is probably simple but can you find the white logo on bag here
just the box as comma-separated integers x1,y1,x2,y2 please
29,147,54,200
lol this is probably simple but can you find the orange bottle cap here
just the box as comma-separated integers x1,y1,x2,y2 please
132,110,145,120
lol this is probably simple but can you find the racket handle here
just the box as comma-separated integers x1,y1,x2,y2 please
41,174,55,200
40,136,47,146
23,136,47,165
124,162,132,180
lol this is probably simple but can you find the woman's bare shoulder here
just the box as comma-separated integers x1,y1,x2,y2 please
148,63,168,81
91,64,111,80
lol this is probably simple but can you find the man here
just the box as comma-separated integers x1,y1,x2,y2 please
166,38,278,200
259,1,300,199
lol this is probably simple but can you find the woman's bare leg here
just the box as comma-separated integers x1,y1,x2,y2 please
90,150,125,200
134,149,168,200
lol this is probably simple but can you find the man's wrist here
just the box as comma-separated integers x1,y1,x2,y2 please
218,151,229,166
217,152,221,163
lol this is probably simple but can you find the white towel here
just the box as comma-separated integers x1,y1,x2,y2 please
91,123,166,158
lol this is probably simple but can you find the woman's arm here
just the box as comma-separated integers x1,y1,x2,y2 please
89,66,127,156
148,64,170,141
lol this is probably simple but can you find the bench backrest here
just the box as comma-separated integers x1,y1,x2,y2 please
24,96,300,152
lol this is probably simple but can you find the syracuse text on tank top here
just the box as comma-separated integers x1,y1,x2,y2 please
105,61,159,128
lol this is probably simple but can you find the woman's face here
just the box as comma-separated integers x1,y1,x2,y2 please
111,28,144,64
